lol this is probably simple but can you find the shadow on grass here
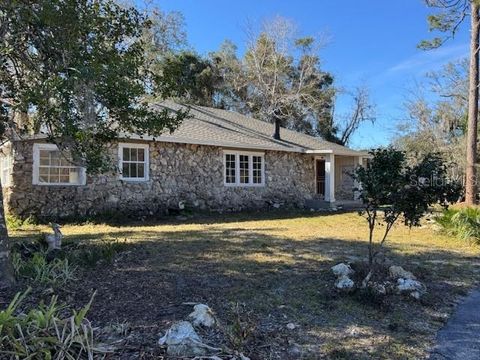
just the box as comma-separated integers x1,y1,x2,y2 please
4,221,480,359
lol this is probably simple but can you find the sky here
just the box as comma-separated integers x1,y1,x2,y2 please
149,0,471,149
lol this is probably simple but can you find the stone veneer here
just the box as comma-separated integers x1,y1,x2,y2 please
4,140,315,220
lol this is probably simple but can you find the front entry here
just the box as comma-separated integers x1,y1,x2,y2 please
316,159,326,198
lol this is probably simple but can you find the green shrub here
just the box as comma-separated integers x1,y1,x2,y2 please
6,214,38,230
435,207,480,243
0,289,101,359
73,238,129,267
14,251,77,286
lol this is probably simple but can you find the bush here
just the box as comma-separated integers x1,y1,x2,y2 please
0,289,101,359
73,238,129,267
436,207,480,243
13,251,77,286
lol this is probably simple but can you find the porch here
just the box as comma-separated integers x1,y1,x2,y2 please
307,152,366,209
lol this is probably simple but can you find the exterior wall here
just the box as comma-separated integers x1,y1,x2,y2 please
4,140,315,220
334,155,355,201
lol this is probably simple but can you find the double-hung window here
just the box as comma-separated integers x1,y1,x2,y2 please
118,143,149,181
224,151,265,186
0,151,12,186
33,144,86,185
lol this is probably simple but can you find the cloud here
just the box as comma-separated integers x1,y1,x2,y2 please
387,43,468,74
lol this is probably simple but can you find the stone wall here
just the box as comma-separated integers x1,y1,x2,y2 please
4,140,315,220
335,156,355,201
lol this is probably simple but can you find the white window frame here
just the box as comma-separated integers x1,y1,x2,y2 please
32,143,86,186
118,143,150,182
223,150,265,187
0,150,12,187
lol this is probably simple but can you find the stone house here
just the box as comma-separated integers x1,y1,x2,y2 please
0,103,367,220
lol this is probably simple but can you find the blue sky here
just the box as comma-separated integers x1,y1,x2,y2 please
153,0,470,149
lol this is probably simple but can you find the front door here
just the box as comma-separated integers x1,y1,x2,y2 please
316,159,326,198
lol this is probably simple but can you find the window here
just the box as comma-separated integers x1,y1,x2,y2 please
118,143,149,181
0,151,12,186
33,144,86,185
225,153,236,184
223,151,264,186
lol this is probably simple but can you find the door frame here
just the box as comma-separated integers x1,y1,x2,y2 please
314,156,326,198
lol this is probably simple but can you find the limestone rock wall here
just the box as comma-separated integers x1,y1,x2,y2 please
5,140,315,220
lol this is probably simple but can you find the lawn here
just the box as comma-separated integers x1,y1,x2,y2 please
2,211,480,359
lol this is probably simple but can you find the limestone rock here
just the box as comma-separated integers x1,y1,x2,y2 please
389,265,416,280
396,278,426,299
188,304,216,327
335,275,355,290
158,321,207,356
331,263,354,277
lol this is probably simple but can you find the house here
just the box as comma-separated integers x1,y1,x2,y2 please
0,102,367,220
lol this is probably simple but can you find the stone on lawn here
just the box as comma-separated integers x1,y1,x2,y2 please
188,304,216,327
396,278,426,299
389,265,416,280
335,275,355,290
331,263,354,277
158,321,207,356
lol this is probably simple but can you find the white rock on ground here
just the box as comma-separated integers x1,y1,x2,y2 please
389,265,416,280
188,304,216,327
331,263,354,277
396,278,426,299
335,275,355,290
159,321,216,356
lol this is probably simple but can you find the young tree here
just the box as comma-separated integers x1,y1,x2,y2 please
420,0,480,205
354,148,462,271
0,0,189,288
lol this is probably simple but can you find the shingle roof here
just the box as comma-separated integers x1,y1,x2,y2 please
144,102,365,156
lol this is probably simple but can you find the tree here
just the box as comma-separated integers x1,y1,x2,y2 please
354,148,462,273
0,0,189,287
395,60,468,178
154,51,221,107
215,17,336,138
326,86,376,146
421,0,480,205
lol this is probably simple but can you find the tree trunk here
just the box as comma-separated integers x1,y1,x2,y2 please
465,1,480,205
0,179,14,289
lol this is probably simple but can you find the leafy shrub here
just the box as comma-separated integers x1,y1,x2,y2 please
14,251,77,286
0,289,101,359
6,214,38,230
73,238,129,267
436,207,480,243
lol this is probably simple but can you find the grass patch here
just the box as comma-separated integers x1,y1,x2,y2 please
6,211,480,359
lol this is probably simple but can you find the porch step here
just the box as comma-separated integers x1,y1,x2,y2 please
305,199,333,210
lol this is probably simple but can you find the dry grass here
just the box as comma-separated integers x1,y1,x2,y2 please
7,211,480,359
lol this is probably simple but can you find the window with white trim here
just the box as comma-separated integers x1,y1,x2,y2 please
118,143,149,181
33,144,86,185
0,151,12,187
223,151,265,186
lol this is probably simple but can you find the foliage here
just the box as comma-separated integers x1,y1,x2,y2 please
154,51,221,106
419,0,474,49
73,238,129,267
0,289,100,359
394,59,468,174
6,214,38,230
13,251,77,286
436,207,480,242
354,148,463,265
0,0,189,173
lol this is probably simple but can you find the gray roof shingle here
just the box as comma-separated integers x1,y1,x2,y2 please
146,102,365,156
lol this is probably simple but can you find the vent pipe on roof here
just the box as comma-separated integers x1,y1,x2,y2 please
273,116,281,140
